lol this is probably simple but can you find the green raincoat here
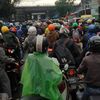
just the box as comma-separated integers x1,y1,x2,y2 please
21,52,63,100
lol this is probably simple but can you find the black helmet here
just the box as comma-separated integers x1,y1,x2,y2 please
33,35,48,53
88,36,100,52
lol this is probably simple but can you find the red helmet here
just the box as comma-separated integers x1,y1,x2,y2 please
48,24,55,31
10,27,17,33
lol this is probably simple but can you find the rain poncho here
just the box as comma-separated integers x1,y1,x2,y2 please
21,52,63,100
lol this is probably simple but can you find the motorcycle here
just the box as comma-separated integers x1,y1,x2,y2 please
62,64,78,100
5,47,20,60
5,47,21,98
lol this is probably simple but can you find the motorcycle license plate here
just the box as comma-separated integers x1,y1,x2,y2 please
68,77,77,89
69,77,77,83
71,84,77,89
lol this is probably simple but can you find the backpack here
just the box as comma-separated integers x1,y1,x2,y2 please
54,39,75,68
72,29,80,43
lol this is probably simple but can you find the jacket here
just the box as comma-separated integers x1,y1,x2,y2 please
53,37,81,67
23,34,36,53
0,46,14,71
78,53,100,87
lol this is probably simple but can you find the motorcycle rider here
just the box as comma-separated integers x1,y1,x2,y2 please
21,35,63,100
1,26,20,60
1,26,19,48
53,24,80,100
0,33,15,99
81,24,96,59
83,24,96,49
23,26,37,59
46,24,59,48
53,27,81,68
78,36,100,100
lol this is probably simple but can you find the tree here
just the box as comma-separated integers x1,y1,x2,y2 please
0,0,20,20
55,0,75,17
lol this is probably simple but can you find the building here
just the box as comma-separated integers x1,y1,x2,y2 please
14,1,57,21
14,6,56,21
90,0,100,19
14,1,83,21
72,0,91,17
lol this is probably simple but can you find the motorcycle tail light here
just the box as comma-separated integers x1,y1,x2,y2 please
69,69,76,76
48,48,53,52
8,49,12,53
8,49,14,54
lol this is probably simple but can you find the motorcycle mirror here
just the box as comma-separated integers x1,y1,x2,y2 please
64,64,69,70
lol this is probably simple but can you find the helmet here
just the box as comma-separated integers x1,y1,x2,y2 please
9,23,14,27
27,26,37,35
78,19,84,23
88,24,95,29
53,23,61,30
1,26,9,33
33,35,48,53
10,27,17,33
87,19,92,24
88,36,100,52
48,24,55,31
59,25,69,37
72,22,78,28
88,24,96,32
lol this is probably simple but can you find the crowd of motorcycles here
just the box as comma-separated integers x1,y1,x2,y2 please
5,45,84,100
4,42,98,100
0,19,100,100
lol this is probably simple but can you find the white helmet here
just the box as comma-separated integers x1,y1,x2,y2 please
33,35,48,53
27,26,37,35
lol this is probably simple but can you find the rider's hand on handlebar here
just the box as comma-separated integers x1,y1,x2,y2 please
78,74,84,80
10,58,16,62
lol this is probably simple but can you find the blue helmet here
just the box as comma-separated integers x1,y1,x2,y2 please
88,24,96,33
88,24,95,30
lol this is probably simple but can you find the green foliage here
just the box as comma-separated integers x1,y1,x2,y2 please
55,0,75,17
0,0,20,19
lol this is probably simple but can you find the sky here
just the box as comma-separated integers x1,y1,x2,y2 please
17,0,81,6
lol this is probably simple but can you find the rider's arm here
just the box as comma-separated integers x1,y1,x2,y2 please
77,57,88,74
0,47,14,63
23,38,28,51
